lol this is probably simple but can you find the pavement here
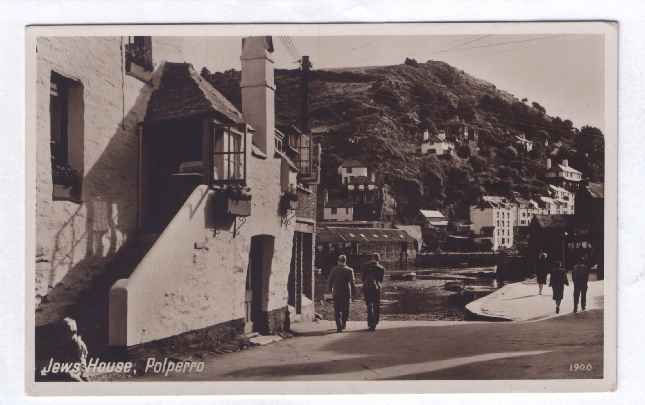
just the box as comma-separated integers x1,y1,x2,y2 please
124,278,604,382
466,278,604,321
132,313,603,381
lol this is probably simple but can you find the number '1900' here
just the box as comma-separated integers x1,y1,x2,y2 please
569,362,593,372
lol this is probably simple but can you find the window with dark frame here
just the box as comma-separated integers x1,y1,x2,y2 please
297,133,313,178
125,36,153,73
50,72,82,202
208,123,247,186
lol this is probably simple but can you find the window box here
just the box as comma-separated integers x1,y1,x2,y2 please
51,156,81,201
279,190,298,213
215,185,252,217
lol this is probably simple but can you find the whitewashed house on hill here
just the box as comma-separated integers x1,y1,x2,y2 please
469,196,515,251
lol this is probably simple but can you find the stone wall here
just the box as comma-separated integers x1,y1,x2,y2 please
36,37,144,325
37,36,298,347
113,151,295,345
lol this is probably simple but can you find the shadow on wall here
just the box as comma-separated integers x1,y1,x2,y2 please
35,74,156,365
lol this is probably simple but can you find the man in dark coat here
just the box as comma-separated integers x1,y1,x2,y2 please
535,251,550,295
572,254,591,313
327,254,356,332
496,250,507,288
549,260,569,314
362,253,385,331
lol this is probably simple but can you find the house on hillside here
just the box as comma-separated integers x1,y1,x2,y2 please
513,197,540,227
35,36,320,365
470,196,515,251
548,184,575,215
545,158,583,192
322,198,354,222
575,182,604,278
419,129,454,156
528,214,589,270
514,133,534,152
338,159,375,185
419,209,449,230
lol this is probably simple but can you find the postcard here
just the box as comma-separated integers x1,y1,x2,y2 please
25,21,617,394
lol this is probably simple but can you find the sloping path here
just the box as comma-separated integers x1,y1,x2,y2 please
133,309,603,381
466,279,603,321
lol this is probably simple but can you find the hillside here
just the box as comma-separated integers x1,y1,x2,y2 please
201,58,604,223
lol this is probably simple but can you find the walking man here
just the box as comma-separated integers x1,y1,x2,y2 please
572,254,591,313
327,254,356,333
535,251,549,295
549,260,569,314
362,253,385,331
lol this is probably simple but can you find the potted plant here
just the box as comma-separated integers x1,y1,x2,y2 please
52,163,80,200
216,184,252,217
280,188,298,213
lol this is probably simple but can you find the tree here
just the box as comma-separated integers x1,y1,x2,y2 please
404,57,419,67
457,96,477,122
531,101,546,115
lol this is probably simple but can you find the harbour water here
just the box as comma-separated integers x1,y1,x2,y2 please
318,266,498,322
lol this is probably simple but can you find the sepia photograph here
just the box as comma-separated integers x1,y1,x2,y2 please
25,22,617,394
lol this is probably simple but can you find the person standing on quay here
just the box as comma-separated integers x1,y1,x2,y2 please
572,254,591,313
327,254,356,333
362,253,385,331
549,260,569,314
535,251,550,295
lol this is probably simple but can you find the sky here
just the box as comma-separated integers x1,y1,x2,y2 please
182,34,605,131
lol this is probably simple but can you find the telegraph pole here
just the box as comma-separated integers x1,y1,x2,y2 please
300,55,312,133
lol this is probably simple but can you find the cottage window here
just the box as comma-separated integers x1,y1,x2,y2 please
331,208,338,215
207,123,247,186
297,133,313,177
346,167,353,174
125,36,153,73
50,72,83,202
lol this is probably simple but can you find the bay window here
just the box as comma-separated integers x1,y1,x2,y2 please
206,122,247,186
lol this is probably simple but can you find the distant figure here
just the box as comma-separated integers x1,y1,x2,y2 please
327,254,356,333
549,261,569,314
572,254,591,313
362,253,385,331
496,250,507,288
535,251,550,295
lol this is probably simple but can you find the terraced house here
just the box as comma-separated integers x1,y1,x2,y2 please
34,35,320,363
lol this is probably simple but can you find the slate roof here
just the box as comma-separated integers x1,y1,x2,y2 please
325,198,354,209
145,62,244,124
340,159,367,168
531,214,574,229
348,176,375,185
557,163,582,176
419,209,446,219
318,227,416,244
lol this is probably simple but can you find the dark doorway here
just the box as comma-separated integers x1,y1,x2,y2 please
142,118,204,232
245,235,275,334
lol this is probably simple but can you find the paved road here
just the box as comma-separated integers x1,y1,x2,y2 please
467,279,604,321
136,309,603,381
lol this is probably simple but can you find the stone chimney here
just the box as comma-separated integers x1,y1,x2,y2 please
546,158,552,170
241,36,275,155
562,159,568,167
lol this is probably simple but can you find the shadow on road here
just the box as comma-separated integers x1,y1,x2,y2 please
220,310,603,380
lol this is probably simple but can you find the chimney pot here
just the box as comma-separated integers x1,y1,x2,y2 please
546,158,552,170
241,36,275,155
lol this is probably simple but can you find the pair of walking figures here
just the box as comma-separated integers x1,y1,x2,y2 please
327,254,385,332
535,252,591,314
